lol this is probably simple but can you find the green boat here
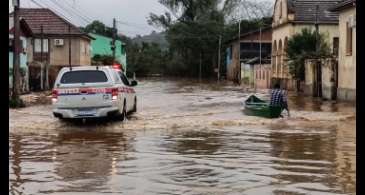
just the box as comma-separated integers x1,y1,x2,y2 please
243,95,283,118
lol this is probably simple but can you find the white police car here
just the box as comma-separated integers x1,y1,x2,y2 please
51,66,137,120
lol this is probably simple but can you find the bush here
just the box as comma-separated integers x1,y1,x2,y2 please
9,98,25,108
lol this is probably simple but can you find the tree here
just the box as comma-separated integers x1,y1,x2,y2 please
148,0,273,78
285,28,331,89
81,20,114,37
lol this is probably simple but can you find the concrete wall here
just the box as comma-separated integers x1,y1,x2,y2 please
254,64,271,89
337,7,356,101
304,59,315,95
304,58,337,100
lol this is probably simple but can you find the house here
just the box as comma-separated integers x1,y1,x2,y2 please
330,0,356,101
9,8,94,90
225,26,272,84
9,19,32,93
271,0,341,90
89,33,127,72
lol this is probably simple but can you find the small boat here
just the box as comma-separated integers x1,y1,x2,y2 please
243,95,283,118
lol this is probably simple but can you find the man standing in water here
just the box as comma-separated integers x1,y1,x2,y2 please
270,83,290,117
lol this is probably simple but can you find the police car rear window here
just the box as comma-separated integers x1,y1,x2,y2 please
60,70,108,84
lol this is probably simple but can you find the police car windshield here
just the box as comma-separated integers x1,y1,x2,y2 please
60,70,108,84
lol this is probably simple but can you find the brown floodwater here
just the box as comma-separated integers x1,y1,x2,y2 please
9,78,356,195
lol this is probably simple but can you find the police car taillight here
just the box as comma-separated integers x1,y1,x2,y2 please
52,89,58,102
112,88,118,101
112,64,120,70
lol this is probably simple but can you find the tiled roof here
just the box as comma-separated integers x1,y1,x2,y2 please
329,0,355,11
288,0,341,23
10,8,90,38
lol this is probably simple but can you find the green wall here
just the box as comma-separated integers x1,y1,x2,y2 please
89,33,127,71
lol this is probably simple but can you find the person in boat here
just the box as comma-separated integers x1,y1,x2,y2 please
270,83,290,117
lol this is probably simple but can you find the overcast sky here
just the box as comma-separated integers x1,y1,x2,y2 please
9,0,168,37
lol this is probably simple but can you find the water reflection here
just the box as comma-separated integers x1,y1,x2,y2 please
9,131,133,194
268,125,355,194
166,131,223,155
52,131,130,192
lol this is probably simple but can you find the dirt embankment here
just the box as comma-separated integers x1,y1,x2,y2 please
19,91,52,106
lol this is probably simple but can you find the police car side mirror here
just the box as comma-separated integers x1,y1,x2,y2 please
130,80,138,86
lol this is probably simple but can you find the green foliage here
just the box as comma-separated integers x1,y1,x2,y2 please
91,54,120,65
9,98,25,108
285,28,331,80
126,41,169,76
147,0,273,77
81,20,114,38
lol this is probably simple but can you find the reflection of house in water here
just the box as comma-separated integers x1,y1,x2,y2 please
167,131,223,155
268,125,355,193
53,131,130,191
9,135,22,194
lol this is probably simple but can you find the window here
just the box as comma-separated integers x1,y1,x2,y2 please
279,1,282,19
346,22,352,55
9,39,14,52
118,71,130,86
60,70,108,84
333,37,339,56
112,71,122,84
121,45,125,55
34,38,48,52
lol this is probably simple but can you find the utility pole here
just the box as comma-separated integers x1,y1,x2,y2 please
12,0,21,101
238,20,241,85
40,25,44,90
112,18,116,64
259,27,262,66
199,52,202,82
315,4,321,97
68,24,72,69
217,35,222,82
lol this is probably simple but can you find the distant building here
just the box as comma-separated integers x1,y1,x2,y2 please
271,0,341,90
9,8,94,90
330,0,356,101
89,33,127,72
225,27,272,84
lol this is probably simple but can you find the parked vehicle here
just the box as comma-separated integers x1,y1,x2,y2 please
51,66,137,120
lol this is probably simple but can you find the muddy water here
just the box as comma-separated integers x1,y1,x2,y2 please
9,78,356,195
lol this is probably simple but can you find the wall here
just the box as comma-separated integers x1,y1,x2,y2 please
9,35,29,92
304,59,315,95
337,7,356,101
254,64,271,89
89,33,127,71
49,37,91,66
304,58,337,100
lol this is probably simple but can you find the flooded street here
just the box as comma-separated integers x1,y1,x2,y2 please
9,78,356,195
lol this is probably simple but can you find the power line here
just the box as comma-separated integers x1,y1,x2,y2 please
62,0,94,22
49,0,92,25
30,0,75,25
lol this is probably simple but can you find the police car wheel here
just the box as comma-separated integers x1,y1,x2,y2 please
132,97,137,113
120,101,127,121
